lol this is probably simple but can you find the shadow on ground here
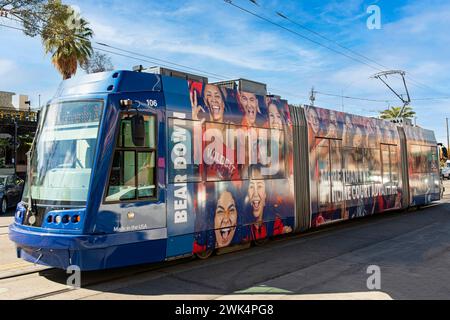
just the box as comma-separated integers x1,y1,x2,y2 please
39,201,450,300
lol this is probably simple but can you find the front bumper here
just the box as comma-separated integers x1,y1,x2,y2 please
9,223,168,270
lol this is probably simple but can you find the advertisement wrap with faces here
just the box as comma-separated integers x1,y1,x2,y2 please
305,106,404,227
403,125,440,206
168,81,295,254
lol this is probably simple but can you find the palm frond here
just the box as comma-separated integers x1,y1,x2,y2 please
41,2,93,79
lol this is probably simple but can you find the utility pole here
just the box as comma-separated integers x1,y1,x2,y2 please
447,117,449,152
309,87,316,106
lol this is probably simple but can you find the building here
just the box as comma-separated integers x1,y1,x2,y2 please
0,91,39,177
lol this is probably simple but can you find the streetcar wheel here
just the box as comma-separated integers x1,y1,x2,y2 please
196,249,214,260
254,237,269,246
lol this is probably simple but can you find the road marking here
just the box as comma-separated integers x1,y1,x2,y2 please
0,288,9,294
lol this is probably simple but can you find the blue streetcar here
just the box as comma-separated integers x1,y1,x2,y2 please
9,68,441,270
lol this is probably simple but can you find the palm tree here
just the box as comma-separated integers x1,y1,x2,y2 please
379,106,416,120
41,2,93,80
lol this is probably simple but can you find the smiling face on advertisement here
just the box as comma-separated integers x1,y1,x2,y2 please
329,111,337,125
353,126,364,147
239,91,259,126
248,177,267,221
345,115,353,129
204,84,225,122
268,103,283,129
214,191,238,248
307,107,320,135
327,123,338,138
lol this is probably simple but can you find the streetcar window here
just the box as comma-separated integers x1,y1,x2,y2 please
430,148,438,171
411,144,434,174
137,152,156,199
330,140,344,203
380,144,400,197
381,144,391,184
105,113,157,202
106,151,136,201
250,128,286,180
366,148,382,184
267,129,286,179
318,139,331,206
204,121,231,182
118,115,156,149
390,148,399,184
225,124,249,180
317,139,343,207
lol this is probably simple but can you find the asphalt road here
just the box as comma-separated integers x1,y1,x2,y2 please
76,199,450,300
0,182,450,300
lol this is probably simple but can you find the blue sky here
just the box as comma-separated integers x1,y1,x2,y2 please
1,0,449,143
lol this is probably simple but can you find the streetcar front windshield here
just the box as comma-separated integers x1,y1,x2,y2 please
23,100,103,206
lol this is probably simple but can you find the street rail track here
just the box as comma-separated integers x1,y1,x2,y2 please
21,257,192,300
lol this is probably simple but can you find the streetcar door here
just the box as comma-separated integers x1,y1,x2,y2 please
381,143,401,209
317,138,344,224
95,92,167,242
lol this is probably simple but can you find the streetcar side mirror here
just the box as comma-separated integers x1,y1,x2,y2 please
131,114,146,147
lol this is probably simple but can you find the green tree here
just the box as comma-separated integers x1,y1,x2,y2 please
41,1,93,79
1,0,93,79
0,0,46,36
379,106,416,120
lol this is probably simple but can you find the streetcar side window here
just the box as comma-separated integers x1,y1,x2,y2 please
118,116,156,149
318,139,331,206
411,144,432,174
137,151,156,199
106,151,137,201
429,147,438,171
318,138,343,207
365,148,382,184
390,147,399,184
105,114,157,202
250,128,286,180
381,144,391,184
225,124,249,180
380,144,399,189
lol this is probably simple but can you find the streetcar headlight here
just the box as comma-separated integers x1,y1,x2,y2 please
62,215,70,224
42,208,85,229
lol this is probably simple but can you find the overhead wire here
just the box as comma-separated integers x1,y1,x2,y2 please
241,0,444,94
225,0,447,96
222,0,386,73
2,10,449,105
